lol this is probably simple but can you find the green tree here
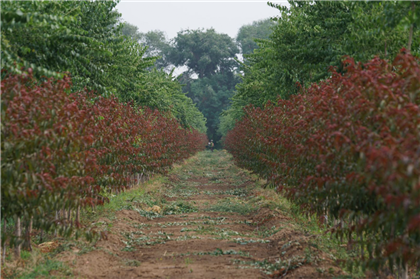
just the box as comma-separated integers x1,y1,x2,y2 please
220,1,420,139
1,0,206,132
138,30,172,69
169,28,239,79
169,28,240,143
236,18,274,55
121,21,142,41
187,72,239,141
121,22,173,70
343,1,418,62
382,1,420,53
133,68,207,133
1,1,154,97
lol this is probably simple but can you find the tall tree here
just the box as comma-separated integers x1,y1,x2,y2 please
1,1,154,96
169,29,240,143
236,18,274,55
121,22,173,69
169,28,239,79
138,30,172,69
1,1,206,132
121,21,142,41
219,1,419,139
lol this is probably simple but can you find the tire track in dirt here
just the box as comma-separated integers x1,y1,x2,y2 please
57,151,346,278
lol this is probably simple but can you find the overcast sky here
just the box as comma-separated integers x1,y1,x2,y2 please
116,1,288,40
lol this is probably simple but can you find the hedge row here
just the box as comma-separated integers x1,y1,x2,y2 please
1,71,207,248
225,51,420,271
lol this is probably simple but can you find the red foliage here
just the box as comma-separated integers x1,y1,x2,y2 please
1,72,207,237
225,50,420,269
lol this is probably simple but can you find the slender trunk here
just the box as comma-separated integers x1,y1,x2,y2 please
54,211,58,237
399,263,408,279
348,228,353,250
400,232,409,279
23,218,32,251
2,219,7,264
408,25,413,53
76,206,80,227
407,1,415,52
14,217,21,259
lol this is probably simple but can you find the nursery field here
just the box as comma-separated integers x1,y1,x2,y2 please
2,1,419,278
2,151,359,279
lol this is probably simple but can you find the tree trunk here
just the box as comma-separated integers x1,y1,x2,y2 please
399,263,408,279
359,232,364,260
14,217,21,259
22,218,32,251
407,1,415,52
76,206,80,227
2,219,7,264
54,211,58,237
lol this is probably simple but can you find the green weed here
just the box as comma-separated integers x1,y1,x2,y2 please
163,201,198,215
206,197,256,215
17,259,72,279
124,259,141,266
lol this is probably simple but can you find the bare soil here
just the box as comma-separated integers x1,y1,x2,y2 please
55,150,346,278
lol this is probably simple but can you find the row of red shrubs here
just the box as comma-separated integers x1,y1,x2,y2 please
225,51,420,271
1,71,207,242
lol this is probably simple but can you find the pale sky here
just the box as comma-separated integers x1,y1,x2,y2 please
116,1,288,40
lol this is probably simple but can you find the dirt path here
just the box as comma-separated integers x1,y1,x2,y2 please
57,150,346,278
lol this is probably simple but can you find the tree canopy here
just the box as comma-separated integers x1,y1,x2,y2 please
1,0,206,133
166,28,240,143
122,22,172,70
169,28,239,79
219,0,420,139
236,18,274,55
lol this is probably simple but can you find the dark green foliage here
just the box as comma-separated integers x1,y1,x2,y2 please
1,1,154,96
167,28,240,143
1,0,206,132
133,68,207,133
169,28,239,79
186,72,240,143
220,1,420,138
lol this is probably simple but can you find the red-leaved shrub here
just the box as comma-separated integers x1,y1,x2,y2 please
1,71,207,243
225,50,420,270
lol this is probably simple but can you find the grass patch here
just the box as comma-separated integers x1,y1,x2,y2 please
255,185,366,278
82,176,169,223
124,259,141,267
163,201,198,215
11,258,73,279
206,197,256,215
232,256,306,275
